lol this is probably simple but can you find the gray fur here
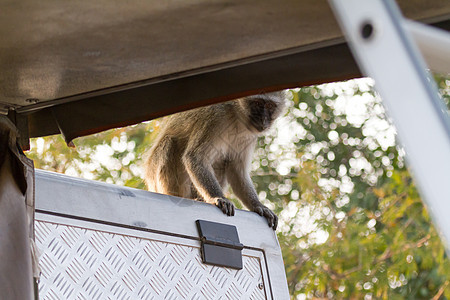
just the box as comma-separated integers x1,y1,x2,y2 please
144,91,285,229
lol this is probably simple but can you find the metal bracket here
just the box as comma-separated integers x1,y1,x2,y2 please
196,220,244,270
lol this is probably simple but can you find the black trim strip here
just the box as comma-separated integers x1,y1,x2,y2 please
27,42,360,143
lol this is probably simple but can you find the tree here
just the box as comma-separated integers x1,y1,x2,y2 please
259,78,450,299
27,77,450,299
27,121,159,189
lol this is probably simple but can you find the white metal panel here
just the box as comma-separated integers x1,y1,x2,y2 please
34,170,289,299
35,215,268,300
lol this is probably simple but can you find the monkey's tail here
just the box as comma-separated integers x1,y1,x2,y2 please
144,135,179,195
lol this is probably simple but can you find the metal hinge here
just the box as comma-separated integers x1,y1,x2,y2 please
196,220,244,270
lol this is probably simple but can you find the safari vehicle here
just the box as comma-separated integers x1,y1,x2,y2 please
1,0,449,299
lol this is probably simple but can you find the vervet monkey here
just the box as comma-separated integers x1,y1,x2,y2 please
144,92,285,229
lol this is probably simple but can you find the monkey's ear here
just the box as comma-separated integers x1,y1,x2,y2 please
278,90,288,100
266,90,287,103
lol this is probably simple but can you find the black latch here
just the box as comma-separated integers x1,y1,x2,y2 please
196,220,244,270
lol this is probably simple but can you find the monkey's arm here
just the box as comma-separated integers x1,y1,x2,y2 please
227,164,278,230
182,150,235,216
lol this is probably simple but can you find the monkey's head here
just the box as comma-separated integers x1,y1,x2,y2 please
239,91,286,132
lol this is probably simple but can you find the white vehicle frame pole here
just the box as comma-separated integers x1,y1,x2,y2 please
405,20,450,75
329,0,450,249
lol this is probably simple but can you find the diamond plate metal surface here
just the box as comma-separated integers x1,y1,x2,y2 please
35,220,267,299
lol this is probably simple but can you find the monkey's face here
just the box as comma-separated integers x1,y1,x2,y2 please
243,92,285,132
248,99,277,132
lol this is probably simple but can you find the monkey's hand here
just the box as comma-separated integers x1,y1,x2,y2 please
213,197,235,216
253,204,278,230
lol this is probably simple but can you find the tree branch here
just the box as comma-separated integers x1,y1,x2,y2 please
431,280,449,300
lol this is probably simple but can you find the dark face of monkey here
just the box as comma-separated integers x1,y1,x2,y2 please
248,99,278,132
243,92,285,132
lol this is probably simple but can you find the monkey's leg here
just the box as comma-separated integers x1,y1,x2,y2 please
182,153,235,216
190,184,204,202
227,166,278,230
213,162,228,190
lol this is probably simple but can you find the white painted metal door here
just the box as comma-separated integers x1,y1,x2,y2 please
34,170,289,299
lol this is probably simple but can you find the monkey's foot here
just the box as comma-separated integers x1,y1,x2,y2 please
253,204,278,230
213,197,235,216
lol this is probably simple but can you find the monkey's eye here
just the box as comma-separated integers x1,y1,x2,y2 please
252,100,265,111
265,101,276,112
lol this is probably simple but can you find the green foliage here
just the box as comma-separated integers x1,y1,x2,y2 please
435,74,450,112
282,167,450,299
28,121,160,189
27,76,450,299
252,77,449,299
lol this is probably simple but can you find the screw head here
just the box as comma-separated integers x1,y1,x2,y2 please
258,283,264,290
361,22,374,40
